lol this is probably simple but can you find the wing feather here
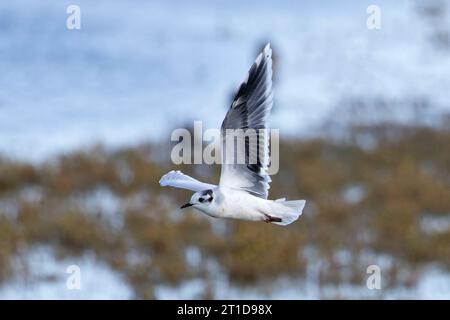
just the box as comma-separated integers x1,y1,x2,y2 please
159,170,216,192
219,44,273,199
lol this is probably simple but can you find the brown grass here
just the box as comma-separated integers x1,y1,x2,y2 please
0,124,449,298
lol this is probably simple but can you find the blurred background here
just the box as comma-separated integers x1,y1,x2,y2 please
0,0,450,299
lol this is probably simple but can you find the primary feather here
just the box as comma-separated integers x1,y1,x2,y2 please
219,43,273,199
159,170,216,192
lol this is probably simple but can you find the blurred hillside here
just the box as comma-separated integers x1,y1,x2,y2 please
1,121,449,299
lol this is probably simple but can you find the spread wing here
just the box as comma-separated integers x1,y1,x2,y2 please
159,170,216,192
219,43,273,199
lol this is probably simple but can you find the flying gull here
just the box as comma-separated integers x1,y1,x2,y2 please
160,44,305,226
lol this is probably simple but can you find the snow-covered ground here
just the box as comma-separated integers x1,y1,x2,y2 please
1,0,449,161
0,246,133,299
1,246,449,299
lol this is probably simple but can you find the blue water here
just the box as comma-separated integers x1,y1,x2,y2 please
0,0,448,161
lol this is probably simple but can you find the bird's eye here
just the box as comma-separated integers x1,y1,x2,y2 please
199,198,204,203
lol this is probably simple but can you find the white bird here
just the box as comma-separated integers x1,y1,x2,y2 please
159,44,305,226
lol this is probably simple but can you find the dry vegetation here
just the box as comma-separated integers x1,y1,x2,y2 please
0,123,449,298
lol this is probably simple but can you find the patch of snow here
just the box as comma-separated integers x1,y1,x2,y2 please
0,0,449,161
0,246,133,299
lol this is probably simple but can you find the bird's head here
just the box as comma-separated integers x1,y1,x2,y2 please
180,189,214,209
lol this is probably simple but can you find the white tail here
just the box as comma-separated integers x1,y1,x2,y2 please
269,199,306,226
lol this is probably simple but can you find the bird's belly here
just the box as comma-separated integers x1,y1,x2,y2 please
217,192,268,221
